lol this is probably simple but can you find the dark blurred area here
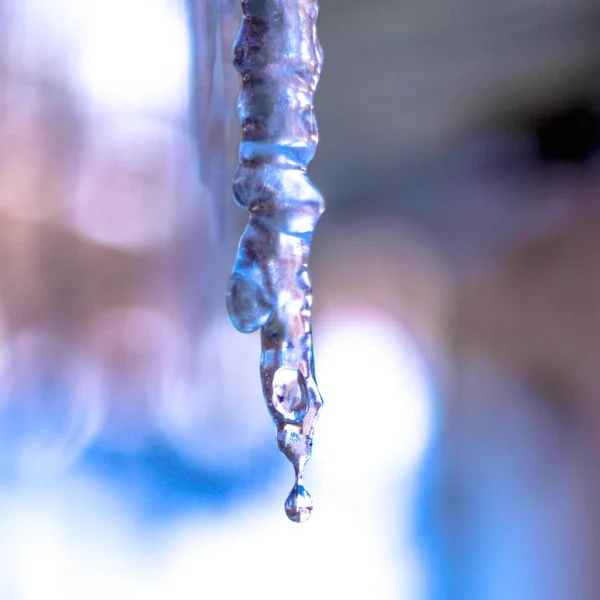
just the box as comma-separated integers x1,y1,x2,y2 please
1,0,600,598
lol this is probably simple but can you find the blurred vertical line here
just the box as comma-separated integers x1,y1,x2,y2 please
185,0,239,245
176,0,241,361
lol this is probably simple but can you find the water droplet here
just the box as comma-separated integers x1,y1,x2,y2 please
226,270,272,334
272,366,309,422
284,481,313,523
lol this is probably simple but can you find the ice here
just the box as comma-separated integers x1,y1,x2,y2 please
227,0,324,522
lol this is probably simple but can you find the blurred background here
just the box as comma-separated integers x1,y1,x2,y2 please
1,0,600,598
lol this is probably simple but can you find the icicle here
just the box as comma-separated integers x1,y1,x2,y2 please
227,0,324,522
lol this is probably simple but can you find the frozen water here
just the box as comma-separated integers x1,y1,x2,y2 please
284,479,313,523
227,0,324,522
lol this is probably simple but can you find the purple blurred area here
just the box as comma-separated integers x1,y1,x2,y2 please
1,0,600,598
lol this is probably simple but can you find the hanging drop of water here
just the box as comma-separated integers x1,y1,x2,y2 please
284,479,313,524
272,366,309,423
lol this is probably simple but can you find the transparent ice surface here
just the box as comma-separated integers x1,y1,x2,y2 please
227,0,324,522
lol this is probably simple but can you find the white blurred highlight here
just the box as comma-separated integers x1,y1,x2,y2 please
317,310,433,476
17,0,189,116
75,0,190,115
